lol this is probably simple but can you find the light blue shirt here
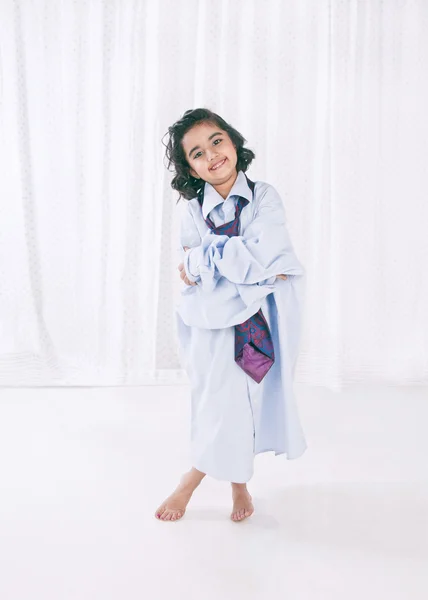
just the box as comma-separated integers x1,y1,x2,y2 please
174,170,307,465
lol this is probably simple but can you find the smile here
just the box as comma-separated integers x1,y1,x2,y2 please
210,158,227,171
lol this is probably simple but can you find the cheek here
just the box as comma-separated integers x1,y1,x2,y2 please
226,142,236,155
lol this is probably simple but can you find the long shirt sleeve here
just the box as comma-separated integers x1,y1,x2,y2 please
176,202,202,283
184,184,303,288
185,245,276,286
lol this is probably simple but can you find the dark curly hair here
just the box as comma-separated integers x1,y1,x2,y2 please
162,107,256,204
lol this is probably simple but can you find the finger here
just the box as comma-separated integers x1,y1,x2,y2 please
184,276,197,286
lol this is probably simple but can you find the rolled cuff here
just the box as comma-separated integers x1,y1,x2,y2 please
184,247,201,282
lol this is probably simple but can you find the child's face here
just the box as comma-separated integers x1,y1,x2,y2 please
181,122,238,184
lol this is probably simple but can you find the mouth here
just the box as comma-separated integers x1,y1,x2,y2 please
210,158,227,171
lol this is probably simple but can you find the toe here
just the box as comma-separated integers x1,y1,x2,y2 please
155,505,166,519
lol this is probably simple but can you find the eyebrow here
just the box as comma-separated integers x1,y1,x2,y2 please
188,132,223,158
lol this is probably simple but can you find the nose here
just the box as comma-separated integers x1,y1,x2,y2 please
207,150,219,162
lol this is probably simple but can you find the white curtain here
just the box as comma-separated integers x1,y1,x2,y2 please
0,0,426,388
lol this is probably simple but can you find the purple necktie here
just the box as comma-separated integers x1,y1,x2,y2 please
196,173,275,384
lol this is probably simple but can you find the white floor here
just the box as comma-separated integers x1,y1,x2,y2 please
0,383,427,600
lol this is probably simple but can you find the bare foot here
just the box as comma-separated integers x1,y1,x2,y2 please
155,469,205,522
231,485,254,522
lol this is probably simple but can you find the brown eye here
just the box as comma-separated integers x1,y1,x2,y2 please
194,138,222,159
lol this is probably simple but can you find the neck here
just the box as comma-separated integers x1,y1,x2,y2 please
211,170,239,200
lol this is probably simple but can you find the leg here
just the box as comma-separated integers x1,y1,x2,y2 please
154,467,206,522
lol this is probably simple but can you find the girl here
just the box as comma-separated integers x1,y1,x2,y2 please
155,108,307,522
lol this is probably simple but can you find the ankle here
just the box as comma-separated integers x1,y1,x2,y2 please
231,482,248,492
182,468,205,490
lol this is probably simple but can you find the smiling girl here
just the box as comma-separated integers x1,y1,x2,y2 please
155,108,307,522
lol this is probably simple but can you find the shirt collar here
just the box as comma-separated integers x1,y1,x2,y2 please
201,169,253,221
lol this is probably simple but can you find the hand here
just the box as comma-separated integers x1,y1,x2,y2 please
178,246,198,286
276,274,288,280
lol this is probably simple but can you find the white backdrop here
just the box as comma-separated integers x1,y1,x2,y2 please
0,0,426,388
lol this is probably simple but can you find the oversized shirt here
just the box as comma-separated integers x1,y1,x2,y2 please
174,169,307,467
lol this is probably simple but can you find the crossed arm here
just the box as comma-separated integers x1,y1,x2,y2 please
178,249,287,286
177,185,303,291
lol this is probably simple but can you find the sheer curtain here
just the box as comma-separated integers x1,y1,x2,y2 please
0,0,426,388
